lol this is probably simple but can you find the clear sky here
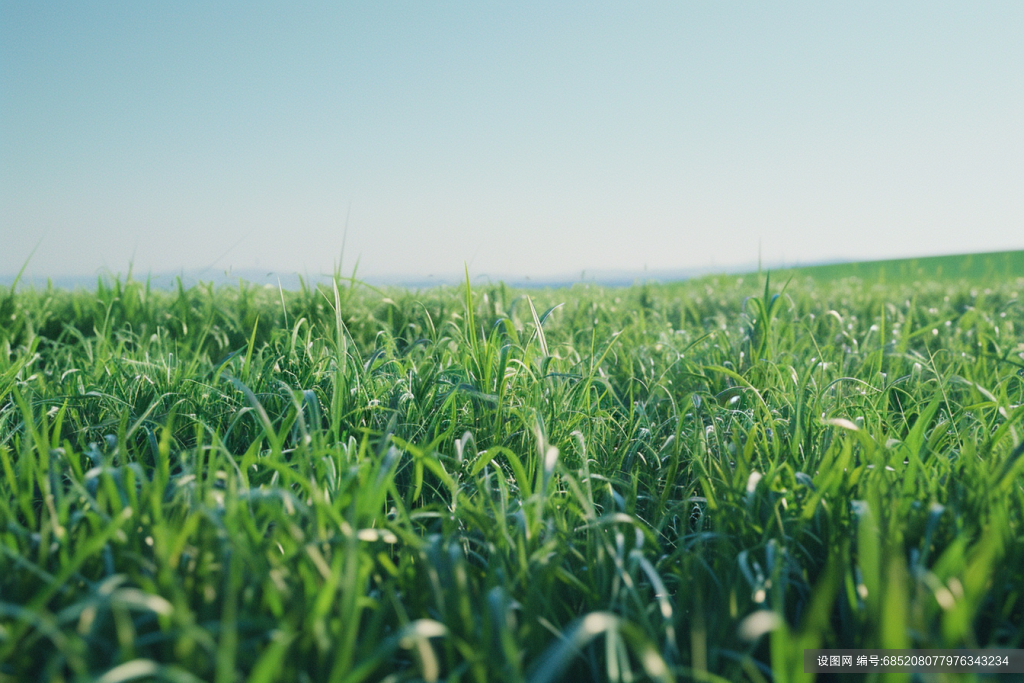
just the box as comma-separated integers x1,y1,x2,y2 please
2,2,1022,281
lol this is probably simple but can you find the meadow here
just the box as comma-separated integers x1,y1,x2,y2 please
2,260,1023,682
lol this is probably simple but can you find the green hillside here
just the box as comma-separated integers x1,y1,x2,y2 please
778,248,1024,283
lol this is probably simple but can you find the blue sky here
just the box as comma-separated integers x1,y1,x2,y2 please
2,2,1022,281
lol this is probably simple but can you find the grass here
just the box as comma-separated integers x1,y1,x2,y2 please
1,265,1023,682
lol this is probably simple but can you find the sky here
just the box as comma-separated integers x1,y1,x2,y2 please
2,2,1022,282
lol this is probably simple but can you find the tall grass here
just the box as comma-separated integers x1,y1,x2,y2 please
1,270,1022,682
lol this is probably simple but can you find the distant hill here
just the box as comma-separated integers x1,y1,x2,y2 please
0,264,753,291
3,249,1022,291
775,249,1024,283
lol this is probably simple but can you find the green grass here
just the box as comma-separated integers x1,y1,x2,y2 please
1,265,1023,682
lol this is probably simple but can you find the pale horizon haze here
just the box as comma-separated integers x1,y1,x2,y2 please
2,2,1022,282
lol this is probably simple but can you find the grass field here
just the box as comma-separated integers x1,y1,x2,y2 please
2,260,1023,682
